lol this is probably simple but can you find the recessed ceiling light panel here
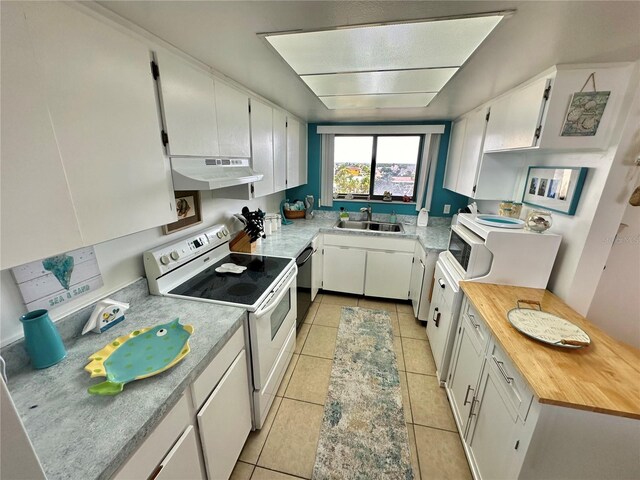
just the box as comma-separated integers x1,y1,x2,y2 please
320,93,438,110
263,13,505,109
301,68,458,96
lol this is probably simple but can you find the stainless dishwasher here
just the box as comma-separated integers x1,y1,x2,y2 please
295,244,314,328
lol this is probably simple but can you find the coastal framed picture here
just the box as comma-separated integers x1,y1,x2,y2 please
522,167,588,215
163,191,203,234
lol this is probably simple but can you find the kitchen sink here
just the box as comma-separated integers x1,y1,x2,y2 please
334,220,404,233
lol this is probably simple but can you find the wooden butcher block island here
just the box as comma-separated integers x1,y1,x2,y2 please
445,281,640,480
460,281,640,419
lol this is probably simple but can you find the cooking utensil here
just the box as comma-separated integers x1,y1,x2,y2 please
507,299,591,349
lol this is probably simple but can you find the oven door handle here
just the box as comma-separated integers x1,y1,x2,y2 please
254,268,297,317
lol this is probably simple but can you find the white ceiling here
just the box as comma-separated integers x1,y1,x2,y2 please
99,1,640,122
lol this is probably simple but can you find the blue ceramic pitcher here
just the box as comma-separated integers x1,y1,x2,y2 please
19,309,66,369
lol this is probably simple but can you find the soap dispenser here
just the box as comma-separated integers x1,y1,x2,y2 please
389,210,397,224
339,207,349,220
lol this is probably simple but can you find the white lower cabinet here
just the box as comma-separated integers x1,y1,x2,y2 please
322,246,366,295
155,426,205,480
466,365,523,480
197,349,252,480
364,250,413,299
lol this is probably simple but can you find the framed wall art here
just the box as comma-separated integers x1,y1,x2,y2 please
522,167,588,215
560,73,610,137
163,190,203,234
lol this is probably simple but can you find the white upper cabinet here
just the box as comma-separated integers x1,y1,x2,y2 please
444,107,488,198
250,99,275,198
273,109,288,192
286,117,302,189
298,120,308,187
7,2,175,258
214,80,251,158
0,3,83,269
155,50,219,157
483,76,550,152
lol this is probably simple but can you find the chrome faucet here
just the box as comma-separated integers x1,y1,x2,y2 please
360,204,372,222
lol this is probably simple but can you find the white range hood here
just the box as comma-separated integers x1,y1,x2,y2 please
171,157,263,191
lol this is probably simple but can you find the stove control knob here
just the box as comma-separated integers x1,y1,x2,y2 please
222,228,229,236
160,255,170,265
216,231,223,239
170,250,180,261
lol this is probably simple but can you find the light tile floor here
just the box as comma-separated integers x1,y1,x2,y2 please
231,292,471,480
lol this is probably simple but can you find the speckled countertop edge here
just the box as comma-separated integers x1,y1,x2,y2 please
3,279,246,480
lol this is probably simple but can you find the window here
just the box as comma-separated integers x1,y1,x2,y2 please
333,135,423,201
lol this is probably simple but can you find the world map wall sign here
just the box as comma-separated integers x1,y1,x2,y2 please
12,247,103,312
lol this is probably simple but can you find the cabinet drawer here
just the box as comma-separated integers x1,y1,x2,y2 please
114,394,191,480
462,298,490,353
191,325,245,411
488,340,533,421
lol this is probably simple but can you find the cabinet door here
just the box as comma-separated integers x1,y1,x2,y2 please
365,250,413,300
24,2,175,246
410,258,425,317
322,246,366,295
0,2,83,269
484,77,550,151
214,80,251,157
457,107,488,198
426,264,453,376
311,236,323,300
286,117,302,188
197,349,252,480
447,315,485,435
156,426,205,480
443,117,466,192
299,120,308,186
250,99,275,198
155,50,219,157
466,367,522,480
273,110,287,192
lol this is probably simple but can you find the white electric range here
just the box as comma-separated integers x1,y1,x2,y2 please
144,224,297,429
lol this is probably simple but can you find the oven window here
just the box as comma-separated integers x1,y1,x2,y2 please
449,230,472,272
271,289,291,340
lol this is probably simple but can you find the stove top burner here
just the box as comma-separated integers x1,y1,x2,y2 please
168,253,292,307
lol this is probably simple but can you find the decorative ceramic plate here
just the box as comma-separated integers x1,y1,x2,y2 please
85,318,193,395
475,214,525,229
507,306,590,349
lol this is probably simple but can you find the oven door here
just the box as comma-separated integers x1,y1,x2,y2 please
249,267,297,391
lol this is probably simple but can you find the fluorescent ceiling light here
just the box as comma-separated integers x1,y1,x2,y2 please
264,14,505,109
301,68,458,96
320,93,438,110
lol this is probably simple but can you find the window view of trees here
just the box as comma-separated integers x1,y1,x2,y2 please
333,135,421,199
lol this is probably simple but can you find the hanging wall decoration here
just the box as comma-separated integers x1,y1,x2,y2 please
164,191,202,235
560,72,610,137
522,166,588,215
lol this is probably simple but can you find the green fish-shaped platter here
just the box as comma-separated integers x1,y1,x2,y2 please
85,319,193,395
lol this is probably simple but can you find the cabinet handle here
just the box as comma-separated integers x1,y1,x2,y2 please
469,397,479,419
432,308,441,328
438,278,445,289
468,314,479,329
463,385,475,406
494,357,514,384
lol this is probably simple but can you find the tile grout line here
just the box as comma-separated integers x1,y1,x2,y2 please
253,394,288,468
252,464,310,480
408,422,423,480
412,422,460,435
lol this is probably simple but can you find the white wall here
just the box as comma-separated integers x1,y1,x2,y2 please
0,191,283,347
587,201,640,349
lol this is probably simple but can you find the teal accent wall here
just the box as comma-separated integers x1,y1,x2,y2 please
286,121,468,216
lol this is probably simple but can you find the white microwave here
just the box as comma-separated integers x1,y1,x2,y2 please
444,224,493,279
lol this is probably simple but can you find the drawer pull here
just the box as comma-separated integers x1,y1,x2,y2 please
433,308,441,327
438,278,445,289
463,385,474,406
469,397,479,419
494,357,514,384
468,314,479,329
